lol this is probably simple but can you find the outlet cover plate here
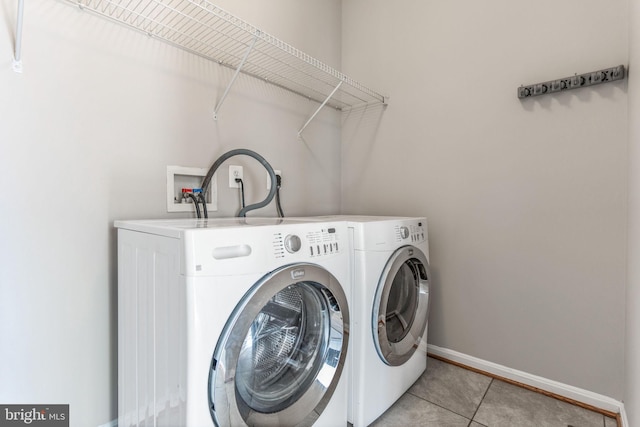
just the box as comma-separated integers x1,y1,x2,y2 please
229,165,243,188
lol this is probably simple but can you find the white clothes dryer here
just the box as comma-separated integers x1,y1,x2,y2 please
115,217,351,427
349,216,430,427
295,215,431,426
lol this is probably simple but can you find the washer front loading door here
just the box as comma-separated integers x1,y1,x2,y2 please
209,263,349,427
373,245,430,366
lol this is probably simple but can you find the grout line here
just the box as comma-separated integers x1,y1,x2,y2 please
427,353,619,422
468,418,489,427
406,389,473,424
468,377,493,426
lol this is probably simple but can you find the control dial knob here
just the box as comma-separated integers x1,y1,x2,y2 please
400,226,410,239
284,234,302,253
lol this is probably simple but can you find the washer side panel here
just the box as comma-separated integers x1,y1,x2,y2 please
117,229,185,427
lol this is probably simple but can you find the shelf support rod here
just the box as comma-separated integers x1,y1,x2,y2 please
298,81,343,137
213,34,258,120
13,0,25,73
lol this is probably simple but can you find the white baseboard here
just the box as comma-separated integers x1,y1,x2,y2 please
98,419,117,427
427,344,625,423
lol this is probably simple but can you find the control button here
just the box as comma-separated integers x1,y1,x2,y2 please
284,235,302,253
400,226,409,239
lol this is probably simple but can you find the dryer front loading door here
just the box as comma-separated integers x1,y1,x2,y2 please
373,246,430,366
209,263,349,427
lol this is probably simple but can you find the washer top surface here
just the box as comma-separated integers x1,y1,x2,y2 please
115,217,317,238
293,215,418,223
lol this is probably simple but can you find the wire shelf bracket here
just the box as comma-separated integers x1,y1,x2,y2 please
63,0,388,130
298,80,343,137
12,0,25,73
213,34,258,120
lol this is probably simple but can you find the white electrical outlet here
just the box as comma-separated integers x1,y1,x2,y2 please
266,170,282,190
229,165,243,188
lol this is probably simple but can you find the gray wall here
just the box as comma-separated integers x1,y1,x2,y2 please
0,0,341,425
626,0,640,423
0,0,633,425
341,0,628,399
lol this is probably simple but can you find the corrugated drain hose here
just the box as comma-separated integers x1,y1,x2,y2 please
201,149,277,218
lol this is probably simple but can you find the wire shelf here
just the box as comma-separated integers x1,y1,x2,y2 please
68,0,388,111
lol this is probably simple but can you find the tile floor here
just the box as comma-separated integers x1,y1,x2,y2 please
370,357,618,427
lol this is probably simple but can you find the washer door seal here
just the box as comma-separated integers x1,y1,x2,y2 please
373,246,430,366
209,263,349,427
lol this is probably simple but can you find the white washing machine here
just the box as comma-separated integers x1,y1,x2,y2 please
295,216,431,426
115,217,351,427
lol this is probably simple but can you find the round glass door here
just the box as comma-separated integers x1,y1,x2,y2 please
209,264,349,427
373,246,430,366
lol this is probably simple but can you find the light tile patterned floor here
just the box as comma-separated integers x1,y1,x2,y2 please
370,357,618,427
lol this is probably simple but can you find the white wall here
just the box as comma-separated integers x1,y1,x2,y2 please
0,0,341,425
626,0,640,423
342,0,628,399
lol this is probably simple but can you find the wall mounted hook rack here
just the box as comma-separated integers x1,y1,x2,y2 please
518,65,626,99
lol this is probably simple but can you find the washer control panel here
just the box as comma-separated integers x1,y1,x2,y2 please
272,225,342,259
284,234,302,253
306,227,340,257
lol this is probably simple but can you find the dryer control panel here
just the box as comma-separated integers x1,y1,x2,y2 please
396,222,426,244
